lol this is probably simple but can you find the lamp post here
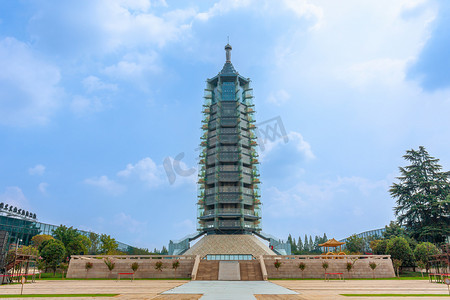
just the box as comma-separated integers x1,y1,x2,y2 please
12,237,22,282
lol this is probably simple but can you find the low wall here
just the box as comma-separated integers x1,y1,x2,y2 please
263,255,395,279
67,254,395,279
67,255,195,279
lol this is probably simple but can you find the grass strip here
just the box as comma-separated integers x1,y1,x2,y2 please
341,294,450,297
269,277,428,280
0,294,118,298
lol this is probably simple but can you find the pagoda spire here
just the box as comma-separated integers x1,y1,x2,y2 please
225,43,232,63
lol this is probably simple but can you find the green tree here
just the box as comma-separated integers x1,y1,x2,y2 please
297,236,303,253
386,236,415,268
370,239,388,255
40,239,66,275
88,232,100,254
414,242,440,273
67,235,91,256
31,234,54,249
100,234,118,254
383,221,406,239
53,225,80,247
390,146,450,243
345,234,365,254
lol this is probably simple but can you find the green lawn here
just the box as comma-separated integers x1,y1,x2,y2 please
0,295,118,298
341,294,450,297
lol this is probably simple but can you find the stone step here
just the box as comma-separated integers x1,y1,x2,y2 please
218,261,241,281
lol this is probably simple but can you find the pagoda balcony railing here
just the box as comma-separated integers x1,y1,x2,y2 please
243,89,253,99
240,122,248,130
219,165,239,172
203,210,216,216
242,187,253,195
240,131,249,138
218,172,240,182
220,128,239,134
218,145,239,152
240,148,250,155
221,119,238,127
204,90,213,98
242,156,251,165
218,220,240,228
206,167,217,174
244,221,258,229
219,136,239,144
209,121,217,130
208,137,217,144
205,188,216,195
207,148,217,156
204,221,215,228
219,186,240,193
218,153,239,162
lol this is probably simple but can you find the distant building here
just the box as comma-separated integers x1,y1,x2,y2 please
0,202,135,255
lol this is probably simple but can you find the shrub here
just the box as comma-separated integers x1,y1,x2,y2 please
131,262,139,272
155,261,164,271
298,262,306,278
322,261,329,272
85,262,93,271
386,237,414,267
414,242,440,273
369,262,378,279
274,260,282,270
103,257,115,272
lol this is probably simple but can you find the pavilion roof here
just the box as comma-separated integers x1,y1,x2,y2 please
318,238,345,247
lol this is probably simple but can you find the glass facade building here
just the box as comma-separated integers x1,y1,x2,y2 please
0,214,133,253
197,44,262,234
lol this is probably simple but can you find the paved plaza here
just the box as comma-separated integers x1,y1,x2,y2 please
0,279,449,299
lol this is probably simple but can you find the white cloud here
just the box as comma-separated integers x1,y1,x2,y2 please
29,164,46,176
196,0,253,21
113,212,148,234
38,182,48,194
82,76,118,93
282,0,324,30
117,157,166,188
84,175,126,195
103,51,160,79
259,131,315,161
0,38,62,127
340,58,409,88
263,175,389,219
70,95,104,115
0,187,30,209
267,89,291,106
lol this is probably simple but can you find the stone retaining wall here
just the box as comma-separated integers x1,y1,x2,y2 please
67,254,395,279
66,255,195,279
263,255,395,279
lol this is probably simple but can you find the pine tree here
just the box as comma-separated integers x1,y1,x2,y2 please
390,146,450,243
314,236,319,250
309,236,313,251
304,234,309,252
322,233,328,243
297,236,303,252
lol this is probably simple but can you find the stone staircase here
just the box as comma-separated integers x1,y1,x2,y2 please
195,260,264,281
195,261,219,280
218,261,240,280
240,260,263,281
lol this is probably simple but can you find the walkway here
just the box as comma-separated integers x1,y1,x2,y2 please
0,279,448,299
162,281,297,299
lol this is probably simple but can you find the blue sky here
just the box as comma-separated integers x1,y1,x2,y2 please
1,0,449,250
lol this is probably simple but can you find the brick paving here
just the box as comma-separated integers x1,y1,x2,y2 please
0,279,449,299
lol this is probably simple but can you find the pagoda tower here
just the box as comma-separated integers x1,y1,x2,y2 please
168,44,290,256
197,44,261,234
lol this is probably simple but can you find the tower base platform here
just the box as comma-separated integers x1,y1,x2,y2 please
183,234,276,257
